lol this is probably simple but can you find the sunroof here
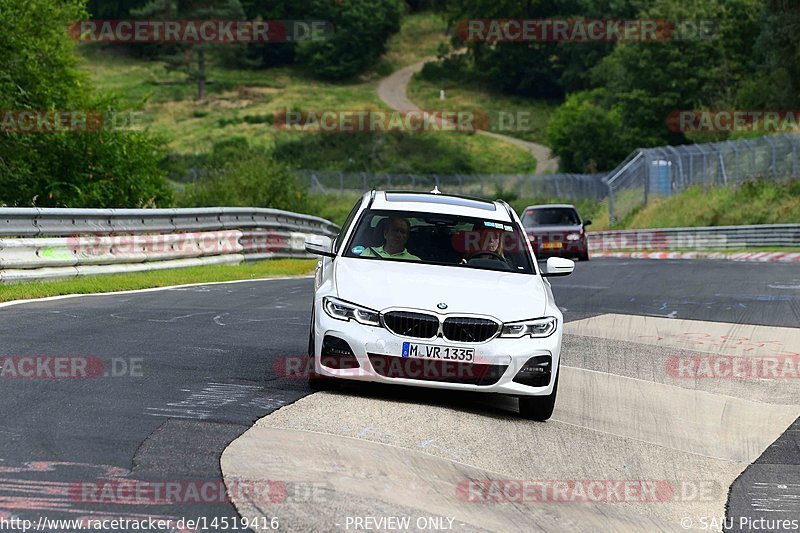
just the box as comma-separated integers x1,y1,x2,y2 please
385,193,496,211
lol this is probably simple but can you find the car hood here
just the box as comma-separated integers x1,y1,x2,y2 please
334,257,548,322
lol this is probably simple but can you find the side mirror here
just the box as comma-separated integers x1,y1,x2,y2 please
583,219,592,227
542,257,574,277
304,235,335,258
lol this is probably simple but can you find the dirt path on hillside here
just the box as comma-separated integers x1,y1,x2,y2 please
377,57,560,174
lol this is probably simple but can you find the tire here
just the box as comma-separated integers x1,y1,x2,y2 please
307,308,335,391
308,369,335,390
579,251,590,261
518,371,559,421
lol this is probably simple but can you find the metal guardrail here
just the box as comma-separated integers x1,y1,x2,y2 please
588,224,800,251
0,208,339,283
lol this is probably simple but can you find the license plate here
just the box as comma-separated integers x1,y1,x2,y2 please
402,342,474,362
541,242,563,249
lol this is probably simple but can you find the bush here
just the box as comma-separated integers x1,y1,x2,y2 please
546,90,632,173
272,131,477,174
164,137,257,184
177,147,310,213
1,122,173,208
243,113,274,125
418,53,471,83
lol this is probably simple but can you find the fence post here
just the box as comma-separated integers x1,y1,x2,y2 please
719,151,728,185
606,180,615,225
665,146,683,191
764,136,777,176
702,148,708,185
643,151,650,206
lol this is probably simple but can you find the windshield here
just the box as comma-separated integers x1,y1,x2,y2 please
522,208,580,226
343,210,535,274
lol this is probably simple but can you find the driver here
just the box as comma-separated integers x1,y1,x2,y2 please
360,216,420,261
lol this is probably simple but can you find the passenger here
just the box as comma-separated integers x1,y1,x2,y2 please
481,229,504,257
462,227,506,263
360,216,420,261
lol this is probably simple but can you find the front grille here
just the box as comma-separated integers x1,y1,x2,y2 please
367,354,507,386
383,311,438,339
443,317,499,342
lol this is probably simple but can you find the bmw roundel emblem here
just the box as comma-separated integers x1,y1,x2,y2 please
437,302,448,310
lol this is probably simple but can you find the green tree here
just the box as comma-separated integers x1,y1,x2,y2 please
131,0,246,100
443,0,582,98
0,0,173,207
547,90,632,172
239,0,312,68
556,0,649,92
294,0,403,80
86,0,150,18
738,0,800,107
595,0,763,146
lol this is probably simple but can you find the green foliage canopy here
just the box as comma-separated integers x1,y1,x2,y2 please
0,0,173,207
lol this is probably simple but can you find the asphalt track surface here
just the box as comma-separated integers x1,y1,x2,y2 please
0,258,798,532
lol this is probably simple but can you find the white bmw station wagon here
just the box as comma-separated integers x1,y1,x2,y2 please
304,190,574,420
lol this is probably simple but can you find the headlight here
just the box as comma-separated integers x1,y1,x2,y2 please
500,317,557,338
565,233,581,241
323,297,381,327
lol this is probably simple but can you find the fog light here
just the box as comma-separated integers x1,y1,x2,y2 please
320,335,360,370
513,355,552,387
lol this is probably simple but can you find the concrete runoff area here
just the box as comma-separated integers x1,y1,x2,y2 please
221,314,800,532
222,428,685,532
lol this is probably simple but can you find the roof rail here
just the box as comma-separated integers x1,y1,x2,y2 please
366,190,377,209
497,199,515,220
382,190,494,205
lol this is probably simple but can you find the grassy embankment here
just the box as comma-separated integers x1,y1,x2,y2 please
586,179,800,231
0,259,317,303
408,77,556,145
78,13,536,174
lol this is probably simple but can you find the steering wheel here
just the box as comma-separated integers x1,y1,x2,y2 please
465,251,506,262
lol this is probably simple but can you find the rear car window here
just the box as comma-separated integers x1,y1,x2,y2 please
522,208,580,226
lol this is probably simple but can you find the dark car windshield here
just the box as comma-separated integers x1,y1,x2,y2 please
522,207,580,226
343,209,535,274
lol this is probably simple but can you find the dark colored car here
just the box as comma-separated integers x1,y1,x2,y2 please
521,204,591,261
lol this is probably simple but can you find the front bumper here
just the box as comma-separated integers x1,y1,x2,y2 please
313,302,562,397
532,240,588,259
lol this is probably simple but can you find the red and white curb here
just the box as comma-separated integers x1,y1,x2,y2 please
590,251,800,262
